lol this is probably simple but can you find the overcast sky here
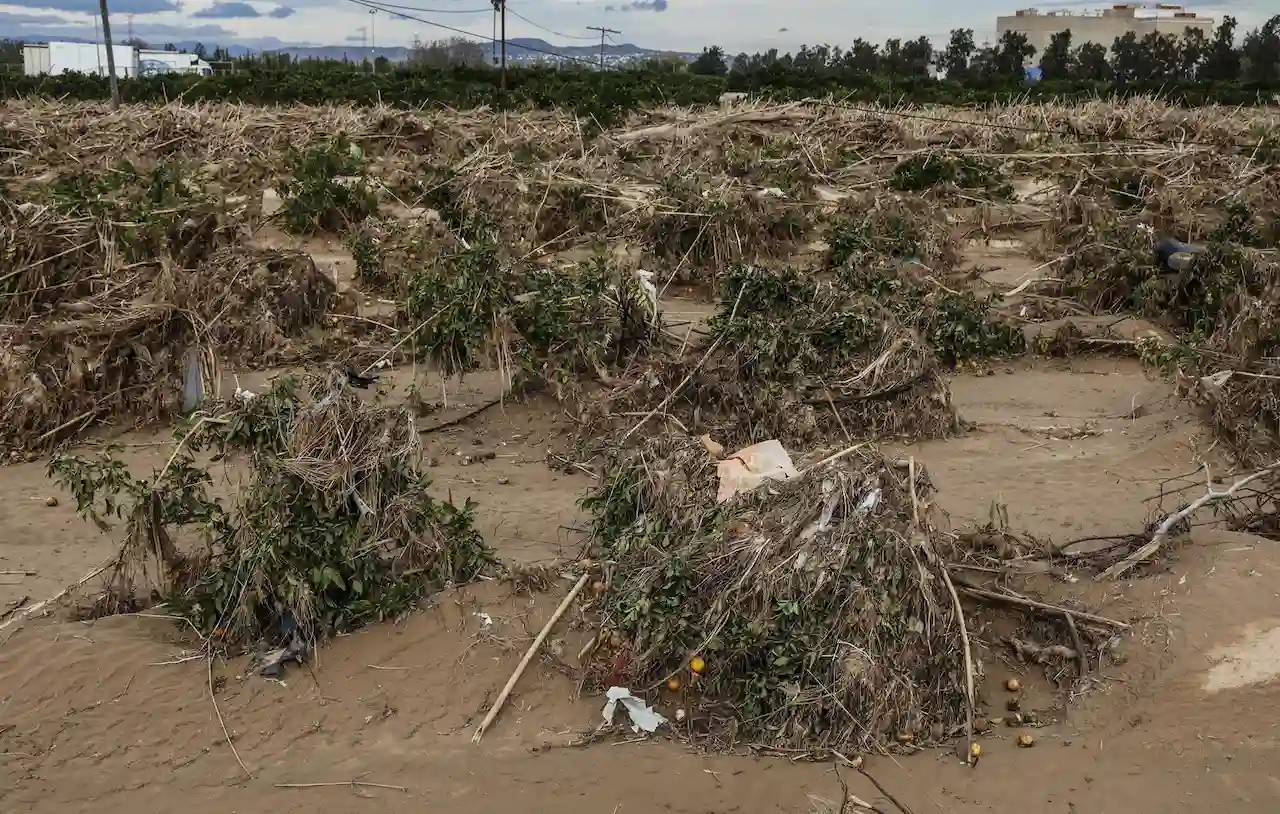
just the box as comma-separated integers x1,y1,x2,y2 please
0,0,1270,53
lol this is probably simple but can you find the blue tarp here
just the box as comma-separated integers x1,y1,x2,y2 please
1024,66,1043,83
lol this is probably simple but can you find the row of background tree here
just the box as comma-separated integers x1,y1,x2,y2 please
689,14,1279,88
3,14,1276,87
127,14,1280,88
1,15,1276,115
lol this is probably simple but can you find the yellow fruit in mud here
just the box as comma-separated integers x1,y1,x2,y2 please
956,740,982,762
667,677,681,692
690,656,706,674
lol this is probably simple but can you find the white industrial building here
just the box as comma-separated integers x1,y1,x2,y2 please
138,49,214,77
22,41,212,79
997,4,1214,56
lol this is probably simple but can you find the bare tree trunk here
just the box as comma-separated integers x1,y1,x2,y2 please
98,0,120,110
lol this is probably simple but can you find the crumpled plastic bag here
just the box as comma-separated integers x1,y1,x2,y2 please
602,686,667,733
716,439,799,503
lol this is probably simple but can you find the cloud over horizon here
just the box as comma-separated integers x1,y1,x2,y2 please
192,2,261,17
190,2,295,18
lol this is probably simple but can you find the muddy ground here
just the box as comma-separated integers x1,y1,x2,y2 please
3,233,1280,813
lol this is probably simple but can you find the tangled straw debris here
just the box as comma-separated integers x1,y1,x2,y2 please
586,262,981,452
0,245,341,454
48,373,494,649
399,241,659,399
582,434,968,752
1054,202,1280,465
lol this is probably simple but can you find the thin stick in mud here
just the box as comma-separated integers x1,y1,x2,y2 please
472,572,590,743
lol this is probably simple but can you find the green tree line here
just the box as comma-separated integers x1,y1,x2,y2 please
1,14,1276,120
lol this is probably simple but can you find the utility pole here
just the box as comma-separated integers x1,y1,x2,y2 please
586,26,619,71
490,0,506,91
369,9,377,49
98,0,120,110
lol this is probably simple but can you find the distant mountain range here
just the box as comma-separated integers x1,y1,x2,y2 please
249,38,694,64
10,35,694,64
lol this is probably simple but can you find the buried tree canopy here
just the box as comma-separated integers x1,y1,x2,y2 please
582,435,968,751
49,373,493,647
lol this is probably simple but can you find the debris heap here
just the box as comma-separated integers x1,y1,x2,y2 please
586,262,1001,452
1055,206,1280,466
50,374,493,648
583,435,967,752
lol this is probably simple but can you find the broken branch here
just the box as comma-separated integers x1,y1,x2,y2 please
472,572,590,742
955,583,1129,629
1099,461,1280,580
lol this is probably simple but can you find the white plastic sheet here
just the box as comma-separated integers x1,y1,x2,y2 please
602,687,667,733
715,439,799,503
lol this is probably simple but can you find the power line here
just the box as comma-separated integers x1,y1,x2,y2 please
506,6,596,40
354,0,492,12
494,0,505,90
586,25,620,70
346,0,610,68
98,0,120,109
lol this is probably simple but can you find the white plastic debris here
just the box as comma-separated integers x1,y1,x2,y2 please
716,440,799,503
798,482,841,540
474,612,493,629
261,188,283,217
602,687,667,733
634,269,658,324
856,487,881,516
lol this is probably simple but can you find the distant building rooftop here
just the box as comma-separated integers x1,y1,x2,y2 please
1008,3,1206,20
998,4,1213,63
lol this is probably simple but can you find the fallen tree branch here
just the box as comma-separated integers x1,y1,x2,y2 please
419,397,504,436
0,596,29,622
275,780,408,791
910,457,974,768
472,572,590,742
1063,610,1088,676
954,583,1129,629
940,566,976,766
833,762,889,814
1000,276,1063,298
1098,461,1280,580
857,766,917,814
0,556,117,635
210,656,252,779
